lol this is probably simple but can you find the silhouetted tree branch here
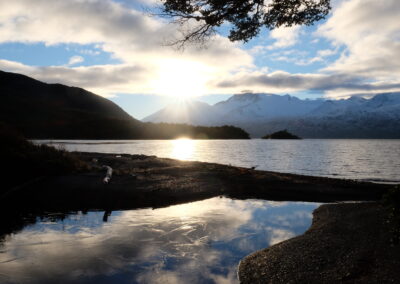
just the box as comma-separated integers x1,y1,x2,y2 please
159,0,331,46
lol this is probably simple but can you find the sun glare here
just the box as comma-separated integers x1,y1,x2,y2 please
151,59,210,98
171,138,195,161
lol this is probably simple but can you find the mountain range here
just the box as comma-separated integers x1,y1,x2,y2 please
0,70,248,139
143,93,400,138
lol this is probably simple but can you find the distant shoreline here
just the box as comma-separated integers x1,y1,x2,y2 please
32,137,400,141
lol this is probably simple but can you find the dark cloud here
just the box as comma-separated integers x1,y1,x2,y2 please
215,71,400,93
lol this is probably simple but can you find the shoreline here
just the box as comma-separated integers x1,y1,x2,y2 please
1,152,390,214
1,152,397,282
238,202,400,283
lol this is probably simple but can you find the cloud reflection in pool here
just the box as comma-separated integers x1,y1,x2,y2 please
0,197,319,284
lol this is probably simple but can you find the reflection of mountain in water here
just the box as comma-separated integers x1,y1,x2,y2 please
0,197,318,284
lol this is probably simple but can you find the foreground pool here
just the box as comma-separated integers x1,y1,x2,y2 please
0,197,319,284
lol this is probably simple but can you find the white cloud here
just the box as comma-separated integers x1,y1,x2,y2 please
0,59,151,97
248,26,302,56
78,49,100,56
68,55,84,66
0,0,253,97
251,0,400,97
0,0,253,68
267,26,302,50
317,48,337,58
318,0,400,80
275,48,338,66
0,0,400,100
271,53,322,66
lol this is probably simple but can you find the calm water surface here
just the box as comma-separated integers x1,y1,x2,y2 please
0,198,318,284
11,139,395,283
39,139,400,183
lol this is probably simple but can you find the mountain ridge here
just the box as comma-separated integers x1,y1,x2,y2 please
0,70,249,139
143,92,400,138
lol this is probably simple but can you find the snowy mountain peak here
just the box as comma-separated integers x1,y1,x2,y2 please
142,92,400,138
367,92,400,107
223,93,263,103
347,96,366,103
142,100,221,126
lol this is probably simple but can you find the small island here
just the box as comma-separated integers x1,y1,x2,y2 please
262,129,301,139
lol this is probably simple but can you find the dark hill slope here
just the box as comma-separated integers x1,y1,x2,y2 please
0,70,249,139
0,70,144,138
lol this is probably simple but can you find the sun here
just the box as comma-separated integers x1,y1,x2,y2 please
150,59,210,98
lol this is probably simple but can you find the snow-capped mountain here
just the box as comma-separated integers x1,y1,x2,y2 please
309,96,367,117
142,93,400,138
142,100,221,126
215,93,324,122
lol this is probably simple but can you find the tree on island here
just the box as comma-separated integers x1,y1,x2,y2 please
160,0,331,46
262,129,301,139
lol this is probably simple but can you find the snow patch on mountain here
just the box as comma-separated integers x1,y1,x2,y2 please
142,92,400,138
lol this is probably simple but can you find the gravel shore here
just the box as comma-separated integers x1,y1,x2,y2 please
238,202,400,283
1,152,389,213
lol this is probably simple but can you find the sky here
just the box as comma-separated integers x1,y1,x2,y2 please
0,0,399,119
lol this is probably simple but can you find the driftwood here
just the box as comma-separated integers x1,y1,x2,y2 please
102,165,112,184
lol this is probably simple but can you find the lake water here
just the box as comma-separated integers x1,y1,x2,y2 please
0,198,318,284
3,139,396,283
38,139,400,183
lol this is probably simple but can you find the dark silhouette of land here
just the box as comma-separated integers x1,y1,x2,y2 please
0,70,249,139
262,129,301,139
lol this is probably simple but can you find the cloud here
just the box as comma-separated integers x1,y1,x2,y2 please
267,26,302,49
244,0,400,97
0,0,253,97
68,55,84,66
0,0,252,67
317,48,337,58
249,26,303,55
318,0,400,80
0,0,399,100
247,0,400,97
0,59,151,97
270,50,323,66
213,70,400,95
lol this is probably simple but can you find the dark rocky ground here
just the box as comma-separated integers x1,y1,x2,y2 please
1,152,389,213
238,202,400,283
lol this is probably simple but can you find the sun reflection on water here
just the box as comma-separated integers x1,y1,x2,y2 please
171,138,195,161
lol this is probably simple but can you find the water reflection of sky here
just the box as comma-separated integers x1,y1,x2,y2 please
0,198,318,284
